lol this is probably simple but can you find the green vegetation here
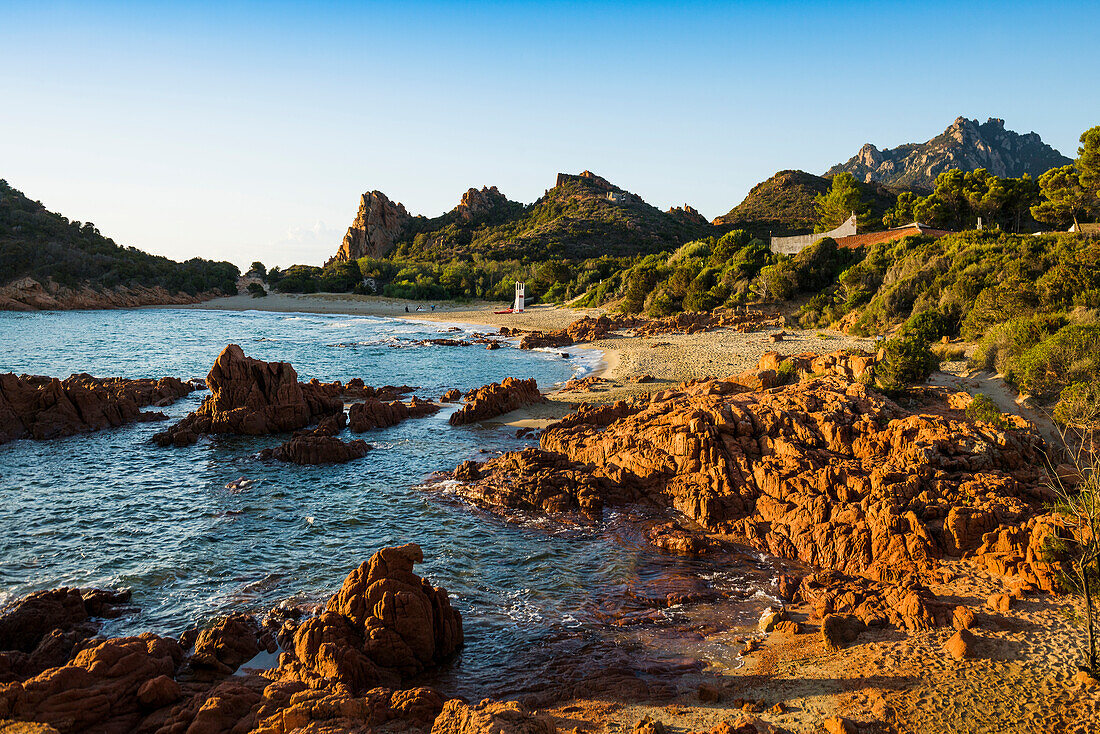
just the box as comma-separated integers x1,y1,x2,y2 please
247,282,267,298
1031,126,1100,229
814,172,875,231
877,328,939,390
0,180,239,295
965,393,1012,429
883,168,1039,232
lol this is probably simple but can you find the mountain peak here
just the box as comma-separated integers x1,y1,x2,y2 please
827,117,1071,190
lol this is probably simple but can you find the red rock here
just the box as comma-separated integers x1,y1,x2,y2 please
153,344,342,446
278,544,462,694
945,628,977,660
697,682,721,702
348,396,439,431
429,698,556,734
0,373,194,445
0,634,183,733
823,716,857,734
633,715,668,734
441,388,462,402
771,620,801,636
987,593,1012,613
449,378,545,425
191,614,268,675
820,613,866,651
260,434,371,464
952,605,976,630
136,674,180,710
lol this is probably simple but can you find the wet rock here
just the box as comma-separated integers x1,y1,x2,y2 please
0,373,194,445
820,613,866,651
260,434,371,464
450,378,545,425
348,395,439,431
441,388,462,402
153,344,342,445
430,698,556,734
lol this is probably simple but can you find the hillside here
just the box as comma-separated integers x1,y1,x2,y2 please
331,170,713,264
712,170,903,236
0,179,239,310
827,117,1071,191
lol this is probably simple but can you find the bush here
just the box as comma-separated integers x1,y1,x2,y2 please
965,393,1011,429
246,282,267,298
904,310,948,344
1054,381,1100,428
1015,324,1100,396
878,331,939,389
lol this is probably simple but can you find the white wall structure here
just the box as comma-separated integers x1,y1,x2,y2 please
769,213,858,255
514,282,525,312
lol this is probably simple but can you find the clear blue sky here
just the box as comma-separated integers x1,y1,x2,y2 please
2,1,1098,270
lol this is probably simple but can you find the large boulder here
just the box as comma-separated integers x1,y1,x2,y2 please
152,345,342,445
348,396,439,432
260,434,371,464
430,699,556,734
449,378,545,426
278,543,462,693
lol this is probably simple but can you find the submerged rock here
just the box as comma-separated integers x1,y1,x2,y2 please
260,433,371,464
348,395,439,431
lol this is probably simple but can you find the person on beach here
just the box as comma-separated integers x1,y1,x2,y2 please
405,305,409,312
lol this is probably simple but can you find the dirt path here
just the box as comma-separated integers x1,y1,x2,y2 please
929,368,1063,451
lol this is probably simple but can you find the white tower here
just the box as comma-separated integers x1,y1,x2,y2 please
514,282,525,313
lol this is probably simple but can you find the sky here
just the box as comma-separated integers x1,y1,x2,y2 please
2,1,1099,270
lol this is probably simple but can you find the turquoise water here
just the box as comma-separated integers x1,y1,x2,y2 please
0,307,771,696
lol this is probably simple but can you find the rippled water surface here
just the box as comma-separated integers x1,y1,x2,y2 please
0,307,772,695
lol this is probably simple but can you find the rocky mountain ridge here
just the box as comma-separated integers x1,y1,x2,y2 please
330,170,713,263
827,117,1072,191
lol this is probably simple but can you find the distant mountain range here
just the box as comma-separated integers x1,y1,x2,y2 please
826,117,1071,191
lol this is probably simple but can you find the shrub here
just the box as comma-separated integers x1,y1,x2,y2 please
246,282,267,298
965,393,1011,429
1015,324,1100,396
1054,381,1100,428
904,310,948,344
878,331,939,389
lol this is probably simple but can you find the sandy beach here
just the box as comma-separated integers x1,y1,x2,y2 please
179,292,877,400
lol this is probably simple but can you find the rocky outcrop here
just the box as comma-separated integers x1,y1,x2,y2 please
504,315,643,349
449,378,545,425
0,545,463,733
826,117,1072,191
276,543,462,692
260,433,371,464
454,186,511,222
0,278,215,312
152,345,342,446
331,191,411,262
632,309,781,337
348,396,439,432
430,699,556,734
444,351,1070,633
0,374,196,445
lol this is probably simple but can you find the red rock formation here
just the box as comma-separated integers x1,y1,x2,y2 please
0,374,195,445
444,352,1070,631
260,434,371,464
449,378,545,426
332,191,411,262
631,309,781,337
152,345,342,446
0,545,463,733
440,388,462,403
430,698,556,734
348,396,439,432
276,543,462,693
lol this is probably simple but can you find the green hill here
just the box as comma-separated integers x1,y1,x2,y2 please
335,171,713,264
0,179,239,296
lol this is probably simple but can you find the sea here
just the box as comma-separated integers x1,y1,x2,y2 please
0,307,776,697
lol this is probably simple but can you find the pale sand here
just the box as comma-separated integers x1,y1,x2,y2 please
180,293,876,406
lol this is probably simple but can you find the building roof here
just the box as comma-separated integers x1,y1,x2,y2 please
834,223,953,250
1070,222,1100,234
